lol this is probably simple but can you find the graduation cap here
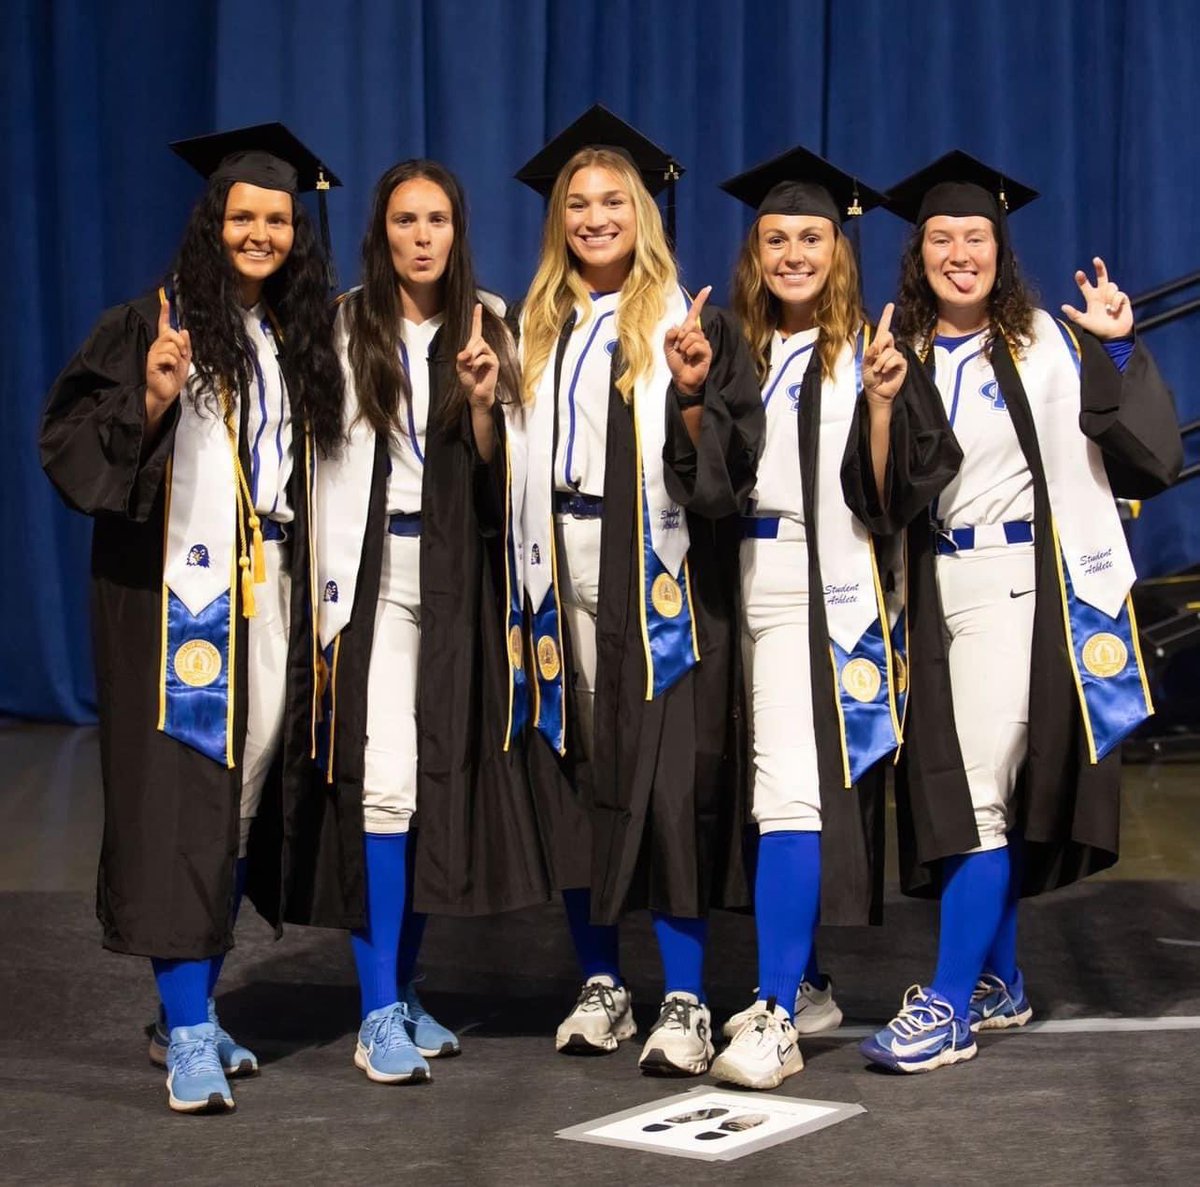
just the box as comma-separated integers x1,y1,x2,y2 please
884,149,1038,226
170,121,342,288
720,144,886,225
515,104,685,241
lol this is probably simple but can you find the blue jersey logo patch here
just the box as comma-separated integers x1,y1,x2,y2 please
980,380,1007,411
787,383,803,412
604,338,618,356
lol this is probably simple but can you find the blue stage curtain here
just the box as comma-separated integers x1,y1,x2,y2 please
3,0,1198,722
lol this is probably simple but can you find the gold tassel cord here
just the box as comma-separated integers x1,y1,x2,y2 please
221,384,260,617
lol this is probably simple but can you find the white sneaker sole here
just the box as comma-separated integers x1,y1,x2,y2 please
971,1005,1033,1033
166,1073,235,1114
555,1012,636,1054
710,1049,804,1090
638,1041,715,1077
354,1043,431,1084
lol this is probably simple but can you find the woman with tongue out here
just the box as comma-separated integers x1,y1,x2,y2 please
708,147,957,1092
507,106,762,1078
857,151,1180,1075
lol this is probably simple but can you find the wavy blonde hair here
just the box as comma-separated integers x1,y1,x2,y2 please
521,147,679,405
732,220,863,384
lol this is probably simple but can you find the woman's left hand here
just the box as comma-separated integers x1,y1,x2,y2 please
1061,257,1134,339
457,303,499,409
665,285,713,397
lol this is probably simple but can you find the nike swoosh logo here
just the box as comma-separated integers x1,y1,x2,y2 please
887,1033,942,1056
1009,589,1034,599
778,1042,796,1064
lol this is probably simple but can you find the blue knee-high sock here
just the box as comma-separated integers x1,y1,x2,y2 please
651,912,708,1001
931,847,1011,1019
351,833,409,1018
754,831,821,1015
396,834,427,986
207,856,249,998
984,833,1022,985
562,888,622,982
152,959,211,1032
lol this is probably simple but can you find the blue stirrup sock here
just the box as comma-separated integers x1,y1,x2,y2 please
651,912,708,1001
396,835,428,986
931,846,1012,1019
206,856,249,998
152,958,211,1032
754,831,821,1016
562,888,622,982
984,833,1023,986
351,832,409,1018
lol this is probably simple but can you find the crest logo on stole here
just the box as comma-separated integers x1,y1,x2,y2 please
650,573,683,619
323,580,339,603
174,639,222,688
536,635,560,681
841,657,882,703
186,544,210,568
1082,632,1128,679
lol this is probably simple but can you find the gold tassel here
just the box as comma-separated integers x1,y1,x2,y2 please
249,514,267,584
240,556,257,618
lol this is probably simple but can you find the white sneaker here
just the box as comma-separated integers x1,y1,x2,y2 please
638,992,714,1076
711,1002,804,1090
555,974,636,1054
723,978,844,1039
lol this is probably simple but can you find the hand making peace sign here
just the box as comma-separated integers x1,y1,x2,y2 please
862,302,906,406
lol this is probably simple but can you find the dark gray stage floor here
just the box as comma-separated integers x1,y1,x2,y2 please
2,723,1199,1186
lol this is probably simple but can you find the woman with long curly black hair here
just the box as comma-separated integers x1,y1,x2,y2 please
852,151,1181,1074
40,124,344,1114
292,158,546,1085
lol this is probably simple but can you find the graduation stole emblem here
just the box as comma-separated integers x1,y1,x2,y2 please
1006,316,1152,760
156,286,301,767
816,327,904,786
505,289,698,755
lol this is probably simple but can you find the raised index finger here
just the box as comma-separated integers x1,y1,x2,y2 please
876,302,895,341
685,285,712,328
157,300,172,339
470,302,483,341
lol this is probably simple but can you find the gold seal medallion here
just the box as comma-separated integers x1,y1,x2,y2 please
508,625,525,670
650,573,683,619
893,652,909,696
1081,632,1128,679
842,657,882,703
536,635,561,681
174,640,222,688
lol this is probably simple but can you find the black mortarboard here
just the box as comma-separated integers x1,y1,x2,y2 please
720,145,885,224
884,149,1038,226
170,122,342,288
515,104,684,240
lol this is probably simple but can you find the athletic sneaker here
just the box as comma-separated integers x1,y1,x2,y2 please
722,977,844,1040
859,985,977,1073
400,980,460,1057
555,974,636,1054
164,1022,235,1114
148,998,258,1077
638,992,714,1076
969,970,1033,1032
355,1002,431,1084
711,1000,804,1090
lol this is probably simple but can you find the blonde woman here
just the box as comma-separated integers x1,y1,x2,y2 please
506,107,762,1077
709,147,957,1090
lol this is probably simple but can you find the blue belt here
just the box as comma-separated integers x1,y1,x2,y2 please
260,518,288,542
388,512,422,538
554,492,604,518
739,516,781,539
934,520,1033,555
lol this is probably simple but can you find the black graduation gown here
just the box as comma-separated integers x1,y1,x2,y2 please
845,330,1181,898
39,290,316,959
283,327,549,928
527,304,764,924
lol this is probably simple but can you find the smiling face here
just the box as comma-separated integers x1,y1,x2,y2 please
921,214,998,318
563,165,637,289
756,214,837,318
386,176,455,291
221,182,295,298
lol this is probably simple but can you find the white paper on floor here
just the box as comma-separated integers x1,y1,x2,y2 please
557,1087,865,1162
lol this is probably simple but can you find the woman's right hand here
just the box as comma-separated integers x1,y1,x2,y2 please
145,302,192,412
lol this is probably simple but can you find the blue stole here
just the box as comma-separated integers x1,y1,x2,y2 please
503,434,530,749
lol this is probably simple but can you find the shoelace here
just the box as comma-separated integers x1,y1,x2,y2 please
171,1034,224,1078
575,982,621,1015
656,997,698,1034
971,973,1007,1001
372,1003,418,1053
887,985,954,1039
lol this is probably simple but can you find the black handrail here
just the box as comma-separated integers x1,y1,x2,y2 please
1136,295,1200,333
1131,270,1200,309
1178,462,1200,484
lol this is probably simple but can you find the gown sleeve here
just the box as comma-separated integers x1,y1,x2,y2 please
841,344,963,534
1076,330,1183,498
662,305,764,519
39,300,179,521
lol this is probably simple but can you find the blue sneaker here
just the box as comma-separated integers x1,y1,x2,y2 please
148,998,258,1076
165,1023,235,1113
969,970,1033,1032
355,1003,431,1084
400,980,460,1057
860,985,977,1073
